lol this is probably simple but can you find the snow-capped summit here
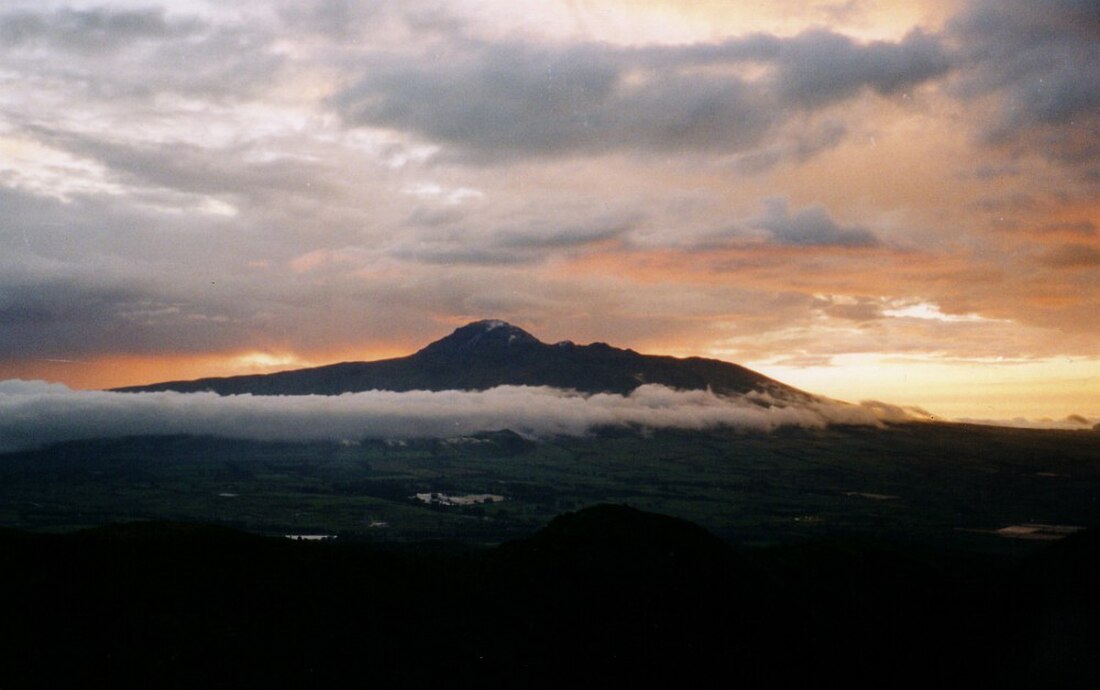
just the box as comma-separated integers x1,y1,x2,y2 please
416,320,541,356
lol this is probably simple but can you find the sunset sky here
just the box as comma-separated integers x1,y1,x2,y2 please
1,0,1097,424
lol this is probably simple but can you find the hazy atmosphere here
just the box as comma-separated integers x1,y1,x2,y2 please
2,0,1098,422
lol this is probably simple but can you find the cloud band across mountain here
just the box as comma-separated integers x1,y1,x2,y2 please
0,380,922,453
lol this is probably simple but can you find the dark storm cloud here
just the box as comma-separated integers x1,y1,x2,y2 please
752,198,880,247
950,0,1100,168
759,28,948,107
0,188,272,359
326,3,1096,176
0,264,392,360
0,280,189,359
333,28,948,158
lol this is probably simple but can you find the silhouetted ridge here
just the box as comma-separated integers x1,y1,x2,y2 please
497,504,733,562
2,511,1097,688
495,504,752,581
115,319,810,400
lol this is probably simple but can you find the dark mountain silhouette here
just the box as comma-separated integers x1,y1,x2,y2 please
115,319,810,399
4,505,1089,689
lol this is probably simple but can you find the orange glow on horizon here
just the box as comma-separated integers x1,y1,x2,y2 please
611,337,1100,422
0,345,414,391
748,353,1100,422
2,333,1095,424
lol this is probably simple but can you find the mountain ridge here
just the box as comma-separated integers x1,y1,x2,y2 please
114,319,811,400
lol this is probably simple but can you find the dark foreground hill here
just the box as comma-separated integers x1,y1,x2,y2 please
115,319,807,399
2,505,1096,689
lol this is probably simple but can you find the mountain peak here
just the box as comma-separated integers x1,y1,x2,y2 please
117,319,806,400
469,319,528,333
416,320,542,356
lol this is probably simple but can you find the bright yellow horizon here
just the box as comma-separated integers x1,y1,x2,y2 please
752,354,1100,423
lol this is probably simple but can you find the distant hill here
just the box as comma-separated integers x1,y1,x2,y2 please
115,319,810,399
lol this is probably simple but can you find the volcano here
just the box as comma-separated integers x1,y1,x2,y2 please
115,319,809,399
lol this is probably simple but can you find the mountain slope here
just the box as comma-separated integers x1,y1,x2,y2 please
115,319,809,399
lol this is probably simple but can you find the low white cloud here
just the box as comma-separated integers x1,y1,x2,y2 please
954,415,1098,431
0,380,924,453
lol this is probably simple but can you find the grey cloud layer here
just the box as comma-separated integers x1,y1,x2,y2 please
752,198,879,247
0,380,920,453
951,0,1100,169
328,1,1098,174
334,29,948,158
0,7,203,53
0,5,280,103
669,197,881,250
